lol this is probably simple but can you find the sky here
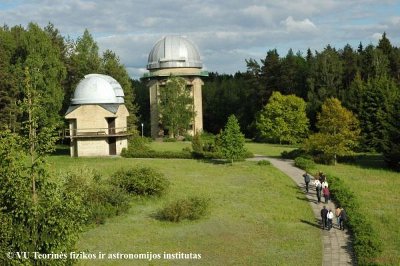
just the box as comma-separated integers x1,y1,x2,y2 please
1,0,400,79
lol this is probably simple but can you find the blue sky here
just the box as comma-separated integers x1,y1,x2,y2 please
1,0,399,79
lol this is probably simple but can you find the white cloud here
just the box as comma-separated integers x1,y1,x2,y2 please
282,16,318,33
371,32,383,41
0,0,399,77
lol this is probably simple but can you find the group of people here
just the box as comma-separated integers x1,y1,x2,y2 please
302,171,348,231
303,171,329,203
320,206,347,230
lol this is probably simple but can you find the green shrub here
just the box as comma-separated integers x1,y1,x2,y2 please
111,167,169,196
127,135,151,152
183,133,193,141
257,160,271,166
281,148,307,159
328,175,382,265
121,149,192,159
163,138,177,142
294,157,316,171
191,133,203,154
63,168,130,225
157,196,210,222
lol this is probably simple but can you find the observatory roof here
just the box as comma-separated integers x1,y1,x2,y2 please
147,35,202,70
71,74,124,105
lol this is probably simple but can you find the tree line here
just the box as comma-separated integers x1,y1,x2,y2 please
0,23,138,133
0,22,398,167
188,33,399,166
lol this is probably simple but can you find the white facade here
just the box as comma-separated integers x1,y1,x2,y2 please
65,74,130,157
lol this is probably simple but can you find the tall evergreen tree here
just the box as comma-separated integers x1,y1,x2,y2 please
101,49,138,131
16,23,66,129
219,115,246,164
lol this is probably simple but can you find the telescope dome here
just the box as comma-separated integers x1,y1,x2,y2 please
147,35,202,70
71,74,124,105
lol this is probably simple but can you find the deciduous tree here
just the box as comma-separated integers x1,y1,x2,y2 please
256,91,309,144
305,98,360,165
158,76,194,138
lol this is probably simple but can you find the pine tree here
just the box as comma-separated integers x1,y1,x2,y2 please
219,115,246,164
101,49,139,131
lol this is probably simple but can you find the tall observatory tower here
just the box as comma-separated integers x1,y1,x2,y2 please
144,35,208,138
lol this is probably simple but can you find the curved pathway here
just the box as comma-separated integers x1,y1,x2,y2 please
249,155,354,266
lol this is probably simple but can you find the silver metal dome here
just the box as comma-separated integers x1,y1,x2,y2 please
147,35,202,70
71,74,124,105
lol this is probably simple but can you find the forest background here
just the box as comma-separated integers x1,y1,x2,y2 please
1,22,399,168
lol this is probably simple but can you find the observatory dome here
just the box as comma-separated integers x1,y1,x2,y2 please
147,35,202,70
71,74,124,105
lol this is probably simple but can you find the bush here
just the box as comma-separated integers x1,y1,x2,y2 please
63,168,130,225
127,135,151,152
191,133,203,154
257,160,271,166
121,149,192,159
111,167,169,196
163,138,177,142
281,148,307,159
157,196,210,222
328,175,382,265
294,157,316,171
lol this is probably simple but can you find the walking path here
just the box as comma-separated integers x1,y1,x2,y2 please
249,155,354,266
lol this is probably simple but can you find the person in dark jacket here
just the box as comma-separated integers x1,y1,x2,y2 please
303,172,311,192
320,206,328,229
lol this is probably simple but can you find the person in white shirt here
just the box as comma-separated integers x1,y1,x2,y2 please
327,209,334,230
322,180,329,188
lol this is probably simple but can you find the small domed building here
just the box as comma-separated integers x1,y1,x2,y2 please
144,35,208,138
65,74,130,157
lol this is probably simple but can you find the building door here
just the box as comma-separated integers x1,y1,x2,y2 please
109,137,116,155
107,118,117,155
107,118,116,134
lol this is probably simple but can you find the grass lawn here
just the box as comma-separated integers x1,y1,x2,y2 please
48,155,321,265
245,143,296,157
146,140,296,158
314,156,400,265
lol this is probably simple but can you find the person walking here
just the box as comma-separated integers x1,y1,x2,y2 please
314,179,322,203
322,186,330,204
321,179,329,189
339,208,347,230
303,172,311,192
320,206,328,230
327,209,334,230
335,207,342,228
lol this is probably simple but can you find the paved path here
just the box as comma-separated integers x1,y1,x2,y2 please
249,155,354,266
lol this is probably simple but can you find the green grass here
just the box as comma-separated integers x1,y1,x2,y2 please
47,155,321,265
314,156,400,265
245,143,296,157
146,140,297,157
148,141,191,152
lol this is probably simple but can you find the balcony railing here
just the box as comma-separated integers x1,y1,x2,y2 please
60,127,133,139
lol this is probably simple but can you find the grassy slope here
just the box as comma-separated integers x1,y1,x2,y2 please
48,152,321,265
315,159,400,265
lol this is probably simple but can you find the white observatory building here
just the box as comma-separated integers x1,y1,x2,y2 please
144,35,208,139
65,74,130,157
